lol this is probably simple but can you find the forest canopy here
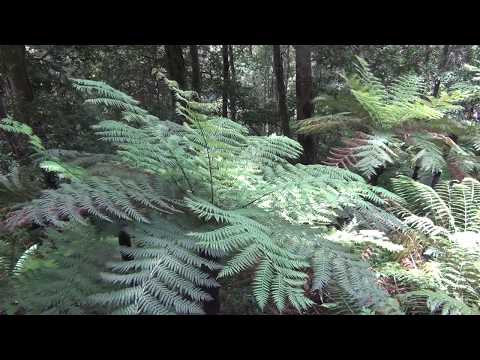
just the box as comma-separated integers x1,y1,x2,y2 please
2,45,480,315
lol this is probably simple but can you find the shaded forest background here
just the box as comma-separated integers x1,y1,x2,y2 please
2,45,478,169
3,45,480,315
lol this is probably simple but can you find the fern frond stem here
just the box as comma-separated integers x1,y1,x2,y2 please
235,189,278,209
166,146,195,195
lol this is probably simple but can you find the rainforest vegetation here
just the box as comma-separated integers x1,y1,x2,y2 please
2,45,480,315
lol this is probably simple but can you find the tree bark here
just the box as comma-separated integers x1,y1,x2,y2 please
0,90,6,119
228,45,237,120
432,45,450,97
430,45,451,185
0,46,36,159
165,45,186,89
0,45,34,124
295,45,316,164
222,45,230,118
0,46,33,102
424,45,432,66
189,45,201,96
284,45,291,93
273,45,291,137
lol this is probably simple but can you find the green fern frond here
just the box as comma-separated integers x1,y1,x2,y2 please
90,216,219,315
325,131,402,179
399,290,480,315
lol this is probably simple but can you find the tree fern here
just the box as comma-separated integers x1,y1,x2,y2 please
399,290,480,315
90,215,220,315
392,175,480,311
324,131,402,179
187,197,314,313
9,224,117,315
5,173,178,229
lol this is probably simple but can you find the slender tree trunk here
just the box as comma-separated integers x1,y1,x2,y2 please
165,45,186,89
0,91,6,119
465,45,474,65
430,45,451,185
189,45,201,96
228,45,237,120
295,45,316,164
273,45,291,137
432,45,451,97
424,45,432,66
222,45,230,118
284,45,291,93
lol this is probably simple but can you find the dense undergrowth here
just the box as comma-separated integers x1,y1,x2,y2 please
2,57,480,315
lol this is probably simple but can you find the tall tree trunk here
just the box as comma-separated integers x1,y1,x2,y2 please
432,45,451,97
0,90,6,119
273,45,290,137
0,46,35,159
295,45,316,164
424,45,432,66
165,45,186,89
284,45,291,93
0,83,19,158
430,45,451,186
165,45,186,123
222,45,230,118
0,45,34,124
465,45,474,65
189,45,201,96
228,45,237,120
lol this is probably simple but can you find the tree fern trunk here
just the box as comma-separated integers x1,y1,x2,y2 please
369,166,385,186
200,250,221,315
412,165,420,181
118,223,133,261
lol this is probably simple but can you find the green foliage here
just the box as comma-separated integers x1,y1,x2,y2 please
0,117,88,181
309,227,403,314
90,215,220,315
6,224,116,315
392,176,480,234
392,176,480,311
344,56,460,128
5,174,178,229
0,165,40,204
0,73,437,315
325,131,402,179
408,133,447,175
399,290,480,315
188,198,313,312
